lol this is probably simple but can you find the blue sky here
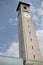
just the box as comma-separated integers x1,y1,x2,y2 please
0,0,43,59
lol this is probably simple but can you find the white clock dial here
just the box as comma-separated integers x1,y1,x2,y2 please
23,12,30,18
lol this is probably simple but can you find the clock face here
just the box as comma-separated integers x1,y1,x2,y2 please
23,11,30,18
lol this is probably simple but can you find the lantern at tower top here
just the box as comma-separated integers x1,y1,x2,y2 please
16,1,30,11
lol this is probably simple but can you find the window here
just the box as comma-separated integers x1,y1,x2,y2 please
27,20,29,22
28,25,30,28
29,31,31,34
24,6,27,9
32,46,34,49
33,55,35,59
30,38,32,41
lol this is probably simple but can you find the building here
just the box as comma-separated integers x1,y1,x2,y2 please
0,55,23,65
16,2,43,65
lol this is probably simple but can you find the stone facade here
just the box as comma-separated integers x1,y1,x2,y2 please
16,2,43,65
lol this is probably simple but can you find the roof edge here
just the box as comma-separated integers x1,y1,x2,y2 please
16,2,30,11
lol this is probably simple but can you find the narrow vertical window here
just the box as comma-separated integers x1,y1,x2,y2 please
28,25,30,28
33,55,35,59
29,31,31,34
27,20,29,22
30,38,32,41
32,46,34,49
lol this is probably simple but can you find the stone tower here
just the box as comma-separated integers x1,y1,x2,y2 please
16,2,42,65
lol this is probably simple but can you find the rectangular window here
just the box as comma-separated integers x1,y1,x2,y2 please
32,46,34,49
27,20,29,22
30,38,32,41
33,55,35,59
28,25,30,28
29,31,31,34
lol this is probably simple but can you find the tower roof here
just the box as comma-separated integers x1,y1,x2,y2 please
16,2,30,11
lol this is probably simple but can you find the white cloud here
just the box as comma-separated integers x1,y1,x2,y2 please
41,1,43,7
30,2,43,16
11,17,18,26
30,4,37,13
33,15,39,21
8,18,13,23
41,21,43,29
15,17,18,22
32,15,40,26
8,17,18,26
36,30,43,59
0,41,19,57
0,52,4,55
17,0,30,3
12,22,18,26
37,8,43,16
6,41,19,57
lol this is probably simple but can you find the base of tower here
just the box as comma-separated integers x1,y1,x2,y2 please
23,60,43,65
26,63,33,65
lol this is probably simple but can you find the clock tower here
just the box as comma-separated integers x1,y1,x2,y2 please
16,2,42,65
